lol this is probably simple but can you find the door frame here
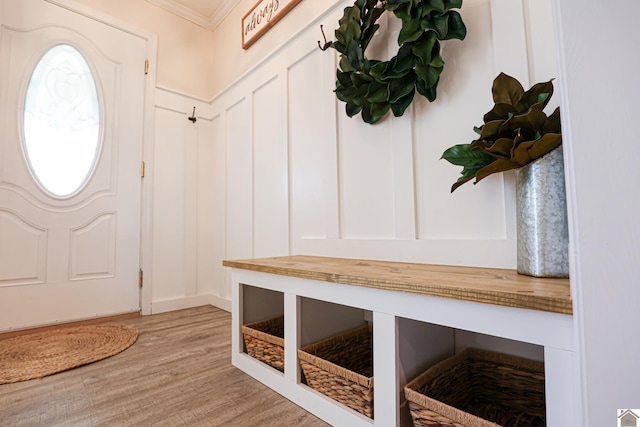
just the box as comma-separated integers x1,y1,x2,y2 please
46,0,157,315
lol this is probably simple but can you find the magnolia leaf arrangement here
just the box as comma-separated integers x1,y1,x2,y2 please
319,0,466,124
441,72,562,192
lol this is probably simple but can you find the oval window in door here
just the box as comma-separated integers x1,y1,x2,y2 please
23,44,102,198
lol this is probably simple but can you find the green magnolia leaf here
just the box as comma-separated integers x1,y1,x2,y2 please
379,58,411,80
441,143,494,167
416,76,438,101
332,41,347,55
346,102,363,117
522,133,562,161
361,3,386,50
391,3,413,20
443,0,463,10
391,90,415,116
425,0,446,13
477,120,503,140
339,54,355,73
386,0,411,9
519,79,554,112
492,72,524,106
474,157,520,183
442,10,466,40
363,59,381,74
398,19,423,44
394,43,417,72
451,165,483,192
482,137,514,158
351,71,373,86
366,81,389,103
426,13,449,39
343,83,366,106
483,102,519,122
369,61,388,79
429,54,445,67
389,73,417,103
362,4,383,30
416,61,442,88
346,40,364,70
336,70,353,88
507,108,547,139
542,107,562,134
511,140,535,165
370,102,391,123
336,85,357,102
361,23,381,51
511,132,533,155
412,32,437,64
337,7,362,45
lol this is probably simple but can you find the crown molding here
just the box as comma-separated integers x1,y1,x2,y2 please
145,0,240,31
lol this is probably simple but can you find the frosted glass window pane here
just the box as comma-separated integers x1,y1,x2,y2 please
23,44,101,197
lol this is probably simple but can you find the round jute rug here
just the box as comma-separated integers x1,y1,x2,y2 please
0,324,138,384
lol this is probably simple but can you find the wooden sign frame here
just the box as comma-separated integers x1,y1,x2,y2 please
242,0,303,49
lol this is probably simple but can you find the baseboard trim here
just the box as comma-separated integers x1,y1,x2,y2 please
208,294,231,312
151,294,231,314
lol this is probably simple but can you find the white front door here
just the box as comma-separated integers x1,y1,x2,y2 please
0,0,146,331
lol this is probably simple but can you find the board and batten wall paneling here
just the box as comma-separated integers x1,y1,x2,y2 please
253,75,289,258
289,49,338,242
196,116,217,296
207,113,230,305
225,97,253,261
207,0,560,303
414,0,512,245
152,106,188,305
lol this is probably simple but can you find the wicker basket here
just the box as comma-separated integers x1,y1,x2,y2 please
404,348,545,427
242,315,284,372
298,325,374,418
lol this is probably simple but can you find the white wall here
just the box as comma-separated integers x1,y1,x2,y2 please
72,0,216,97
551,0,640,425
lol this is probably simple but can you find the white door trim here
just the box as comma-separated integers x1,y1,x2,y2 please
45,0,157,315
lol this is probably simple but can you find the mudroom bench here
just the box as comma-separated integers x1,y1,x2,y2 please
223,255,575,426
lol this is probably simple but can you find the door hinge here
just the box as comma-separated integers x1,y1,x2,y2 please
145,59,149,75
141,161,145,178
139,269,144,288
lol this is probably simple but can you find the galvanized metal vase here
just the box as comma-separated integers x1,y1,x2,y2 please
515,146,569,277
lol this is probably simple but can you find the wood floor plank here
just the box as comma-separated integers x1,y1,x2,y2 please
0,306,329,427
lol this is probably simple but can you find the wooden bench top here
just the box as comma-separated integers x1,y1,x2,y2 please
222,255,572,315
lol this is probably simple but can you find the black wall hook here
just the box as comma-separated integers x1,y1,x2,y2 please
188,106,197,123
318,25,333,51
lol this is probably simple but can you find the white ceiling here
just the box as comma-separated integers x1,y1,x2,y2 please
145,0,241,31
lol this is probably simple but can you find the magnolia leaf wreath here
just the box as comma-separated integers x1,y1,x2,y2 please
319,0,467,124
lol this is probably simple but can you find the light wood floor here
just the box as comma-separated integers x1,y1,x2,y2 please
0,306,329,427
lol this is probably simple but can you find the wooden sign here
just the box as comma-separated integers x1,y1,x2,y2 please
242,0,302,49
